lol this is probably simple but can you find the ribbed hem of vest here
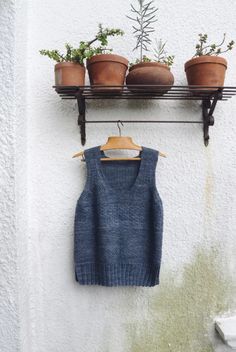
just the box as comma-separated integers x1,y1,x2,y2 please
75,263,160,287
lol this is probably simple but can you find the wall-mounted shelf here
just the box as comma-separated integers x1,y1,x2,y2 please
53,85,236,146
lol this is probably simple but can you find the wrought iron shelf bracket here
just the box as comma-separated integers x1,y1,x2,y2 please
53,85,236,146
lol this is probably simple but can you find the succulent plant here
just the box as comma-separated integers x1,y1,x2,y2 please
193,33,234,57
40,24,124,65
127,0,174,66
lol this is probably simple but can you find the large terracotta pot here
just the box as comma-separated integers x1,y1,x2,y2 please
126,62,174,94
185,55,227,91
86,54,128,92
54,62,85,86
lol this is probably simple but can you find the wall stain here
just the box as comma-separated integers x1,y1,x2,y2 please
204,145,214,207
204,145,215,235
125,246,234,352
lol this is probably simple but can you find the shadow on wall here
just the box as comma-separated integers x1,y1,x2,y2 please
125,246,234,352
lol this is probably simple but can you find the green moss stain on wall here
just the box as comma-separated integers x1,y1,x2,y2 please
126,247,234,352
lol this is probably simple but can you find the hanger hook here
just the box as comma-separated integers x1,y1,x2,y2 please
117,120,124,136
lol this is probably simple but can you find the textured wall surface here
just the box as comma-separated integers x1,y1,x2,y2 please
0,1,29,351
1,0,236,351
0,1,19,351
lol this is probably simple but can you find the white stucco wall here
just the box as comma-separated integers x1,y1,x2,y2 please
1,0,236,351
0,2,19,351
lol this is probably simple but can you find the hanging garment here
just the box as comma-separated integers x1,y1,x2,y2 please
74,145,163,287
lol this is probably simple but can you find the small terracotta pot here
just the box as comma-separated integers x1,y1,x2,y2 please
86,54,129,92
54,62,85,86
126,62,174,94
185,55,227,91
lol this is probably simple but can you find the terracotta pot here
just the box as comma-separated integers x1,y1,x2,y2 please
54,62,85,86
86,54,129,92
126,62,174,94
185,55,227,91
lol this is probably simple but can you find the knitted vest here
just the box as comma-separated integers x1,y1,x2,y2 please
74,145,163,287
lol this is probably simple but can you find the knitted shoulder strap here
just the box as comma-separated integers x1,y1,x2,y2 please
83,146,100,184
141,147,159,186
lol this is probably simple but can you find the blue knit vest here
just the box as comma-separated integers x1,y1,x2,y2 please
74,145,163,287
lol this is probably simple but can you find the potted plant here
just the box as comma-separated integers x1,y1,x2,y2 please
126,0,174,93
185,33,234,89
39,24,128,87
86,24,128,91
40,43,88,86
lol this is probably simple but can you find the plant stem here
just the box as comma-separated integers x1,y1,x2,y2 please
87,37,98,46
140,1,143,61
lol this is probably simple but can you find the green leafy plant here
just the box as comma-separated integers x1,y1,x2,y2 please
153,39,174,66
129,39,174,67
39,24,124,65
127,0,174,66
193,33,234,57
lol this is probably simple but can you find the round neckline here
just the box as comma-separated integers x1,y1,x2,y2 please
96,146,145,193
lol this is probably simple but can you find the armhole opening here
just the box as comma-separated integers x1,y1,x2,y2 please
77,158,93,202
152,150,159,188
153,151,162,202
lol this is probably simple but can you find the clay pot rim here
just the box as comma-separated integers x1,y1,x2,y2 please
86,54,129,67
55,62,85,69
185,55,227,71
129,61,171,72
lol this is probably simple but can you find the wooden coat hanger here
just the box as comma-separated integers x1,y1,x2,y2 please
72,120,167,161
